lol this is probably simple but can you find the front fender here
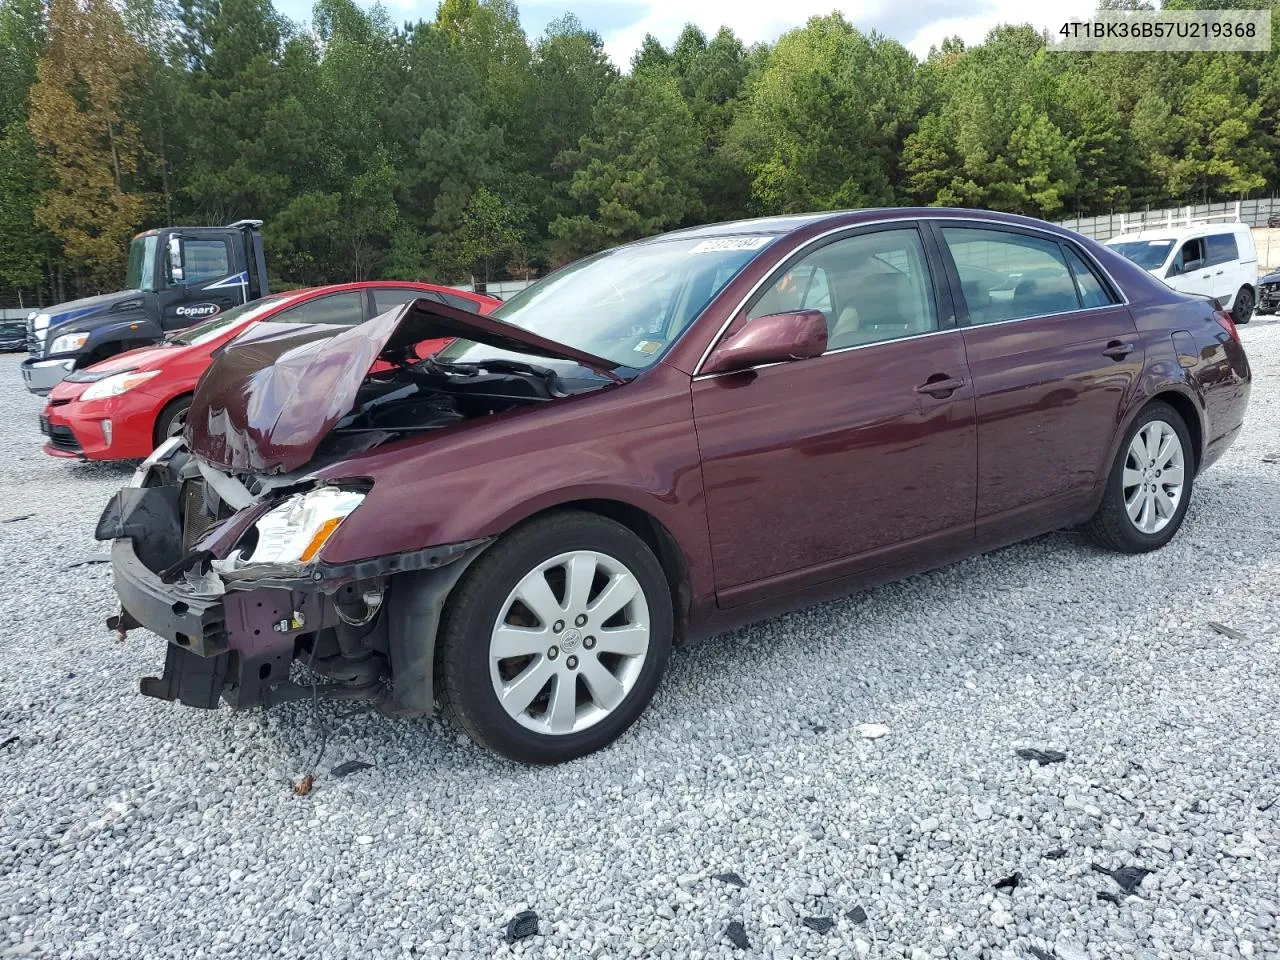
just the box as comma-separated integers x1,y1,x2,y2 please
44,311,161,364
313,364,716,601
77,313,164,356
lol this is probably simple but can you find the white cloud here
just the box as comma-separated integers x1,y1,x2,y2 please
594,0,1102,67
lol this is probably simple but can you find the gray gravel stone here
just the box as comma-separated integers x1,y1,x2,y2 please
2,324,1280,959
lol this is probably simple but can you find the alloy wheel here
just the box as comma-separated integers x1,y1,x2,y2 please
1122,419,1185,535
489,550,650,736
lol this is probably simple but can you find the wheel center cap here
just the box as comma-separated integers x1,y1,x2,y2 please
560,627,582,652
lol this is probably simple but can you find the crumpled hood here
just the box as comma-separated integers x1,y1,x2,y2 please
185,297,621,474
1260,270,1280,285
40,291,143,333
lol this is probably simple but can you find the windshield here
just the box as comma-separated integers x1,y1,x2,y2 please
125,235,158,291
1107,239,1173,271
169,296,287,346
436,236,772,370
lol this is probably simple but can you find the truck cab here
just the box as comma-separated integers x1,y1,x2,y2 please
22,220,268,395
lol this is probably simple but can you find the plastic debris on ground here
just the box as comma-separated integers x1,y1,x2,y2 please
504,910,538,943
724,920,750,949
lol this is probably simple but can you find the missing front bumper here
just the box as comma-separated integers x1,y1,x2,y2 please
101,480,492,715
109,535,331,708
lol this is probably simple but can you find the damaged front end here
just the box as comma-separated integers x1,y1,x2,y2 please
99,438,488,714
99,296,625,715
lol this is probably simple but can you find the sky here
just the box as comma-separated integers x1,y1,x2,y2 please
276,0,1104,63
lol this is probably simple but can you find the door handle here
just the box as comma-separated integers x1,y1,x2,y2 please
915,375,966,398
1102,340,1135,360
1214,270,1224,276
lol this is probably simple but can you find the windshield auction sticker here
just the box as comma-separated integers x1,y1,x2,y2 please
1052,10,1271,52
691,237,774,253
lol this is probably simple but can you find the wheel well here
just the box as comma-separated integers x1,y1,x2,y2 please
1151,391,1202,471
527,499,692,644
80,342,125,367
153,392,193,446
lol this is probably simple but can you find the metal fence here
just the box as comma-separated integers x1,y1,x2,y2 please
450,279,536,299
1059,197,1280,241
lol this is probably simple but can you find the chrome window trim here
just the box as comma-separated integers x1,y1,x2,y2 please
693,326,960,382
690,214,1130,377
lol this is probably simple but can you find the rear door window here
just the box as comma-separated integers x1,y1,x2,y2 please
374,287,482,315
272,292,365,326
942,227,1081,324
1062,247,1116,309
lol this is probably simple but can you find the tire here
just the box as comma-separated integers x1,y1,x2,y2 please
1231,285,1254,325
436,510,673,764
152,394,191,448
1085,401,1194,553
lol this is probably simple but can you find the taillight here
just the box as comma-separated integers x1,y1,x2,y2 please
1214,307,1239,342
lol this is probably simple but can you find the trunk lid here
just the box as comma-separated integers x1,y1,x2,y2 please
185,298,621,474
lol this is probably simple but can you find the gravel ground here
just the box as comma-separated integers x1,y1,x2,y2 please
1,324,1278,960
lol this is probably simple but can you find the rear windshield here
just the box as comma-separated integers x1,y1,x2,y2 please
1107,239,1173,270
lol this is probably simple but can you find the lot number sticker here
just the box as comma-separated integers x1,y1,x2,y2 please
691,237,773,253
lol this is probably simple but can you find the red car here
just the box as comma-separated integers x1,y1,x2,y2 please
40,282,496,461
101,209,1251,764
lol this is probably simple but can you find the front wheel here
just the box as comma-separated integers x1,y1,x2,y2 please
153,394,191,448
1085,402,1193,553
437,511,673,763
1232,285,1254,325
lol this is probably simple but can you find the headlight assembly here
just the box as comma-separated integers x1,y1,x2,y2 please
49,331,90,354
80,369,160,401
240,487,366,566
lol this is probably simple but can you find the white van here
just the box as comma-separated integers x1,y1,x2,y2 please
1105,222,1258,324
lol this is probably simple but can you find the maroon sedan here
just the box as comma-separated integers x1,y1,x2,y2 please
101,209,1251,763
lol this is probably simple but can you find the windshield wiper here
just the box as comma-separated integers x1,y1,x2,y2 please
426,356,569,395
428,355,630,386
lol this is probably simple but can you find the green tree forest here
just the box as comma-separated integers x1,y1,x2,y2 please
2,0,1279,303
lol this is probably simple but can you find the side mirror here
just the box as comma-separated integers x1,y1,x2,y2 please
167,234,184,283
702,309,828,375
1165,262,1180,278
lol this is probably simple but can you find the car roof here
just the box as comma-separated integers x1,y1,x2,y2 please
261,281,493,305
630,207,1082,247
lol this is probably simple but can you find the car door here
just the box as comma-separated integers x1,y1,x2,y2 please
159,235,241,329
1163,235,1214,299
691,224,978,607
933,223,1139,538
1202,232,1242,305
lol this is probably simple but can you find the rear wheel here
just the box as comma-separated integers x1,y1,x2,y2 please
152,394,191,448
437,511,673,763
1232,285,1254,325
1085,402,1193,553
